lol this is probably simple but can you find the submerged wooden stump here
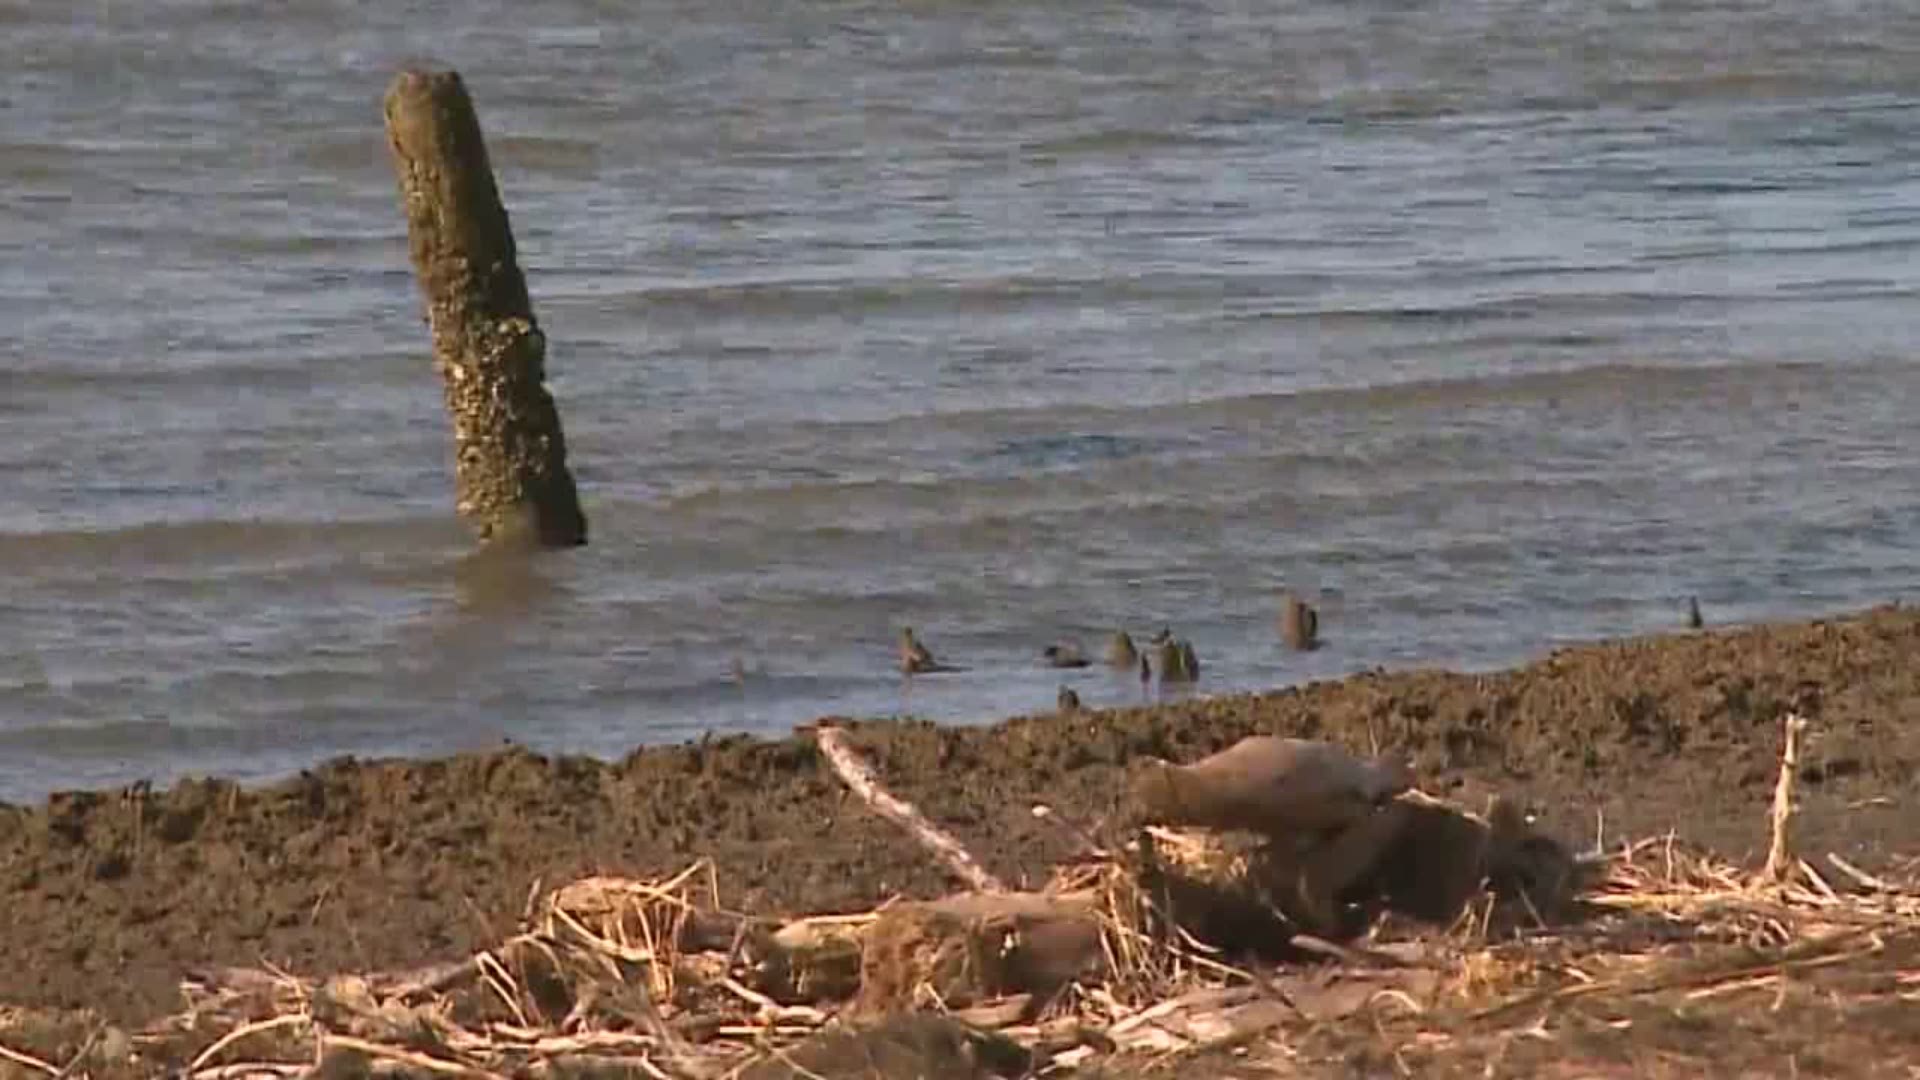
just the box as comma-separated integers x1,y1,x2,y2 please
383,68,587,549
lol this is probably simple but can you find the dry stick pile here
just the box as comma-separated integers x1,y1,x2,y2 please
4,714,1917,1078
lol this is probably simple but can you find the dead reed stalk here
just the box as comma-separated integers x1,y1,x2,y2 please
1762,712,1810,883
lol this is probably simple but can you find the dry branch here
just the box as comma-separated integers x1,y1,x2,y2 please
814,723,1007,892
0,1040,57,1077
321,1033,506,1077
185,1014,310,1073
1763,712,1810,883
854,890,1104,1016
32,826,1909,1080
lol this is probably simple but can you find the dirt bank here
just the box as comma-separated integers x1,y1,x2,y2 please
3,606,1918,1026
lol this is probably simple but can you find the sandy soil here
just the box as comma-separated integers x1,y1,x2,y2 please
3,605,1918,1069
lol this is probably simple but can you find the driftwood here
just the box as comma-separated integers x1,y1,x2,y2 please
10,822,1918,1079
1762,712,1810,883
811,722,1101,1018
854,891,1104,1018
38,701,1876,1078
756,915,869,1003
814,722,1007,893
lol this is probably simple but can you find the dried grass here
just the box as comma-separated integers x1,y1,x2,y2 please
6,716,1916,1077
5,834,1915,1078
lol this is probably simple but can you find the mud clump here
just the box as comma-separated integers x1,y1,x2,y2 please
3,606,1919,1025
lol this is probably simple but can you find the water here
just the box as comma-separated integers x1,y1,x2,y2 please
3,0,1919,803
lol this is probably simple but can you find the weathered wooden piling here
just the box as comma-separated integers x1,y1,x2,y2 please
383,68,587,548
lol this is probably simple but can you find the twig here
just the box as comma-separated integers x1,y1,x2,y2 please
633,1055,677,1080
1797,859,1840,904
189,1065,308,1080
319,1034,506,1078
187,1015,310,1074
380,933,537,999
1473,925,1881,1021
747,1043,834,1080
0,1041,58,1077
381,955,485,1000
715,976,826,1024
476,950,530,1028
1762,713,1809,883
1827,853,1894,892
1288,932,1416,969
1108,986,1258,1036
512,1032,667,1055
814,722,1007,893
1685,973,1782,1001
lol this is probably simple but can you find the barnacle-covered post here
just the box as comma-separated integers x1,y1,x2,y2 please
383,68,587,548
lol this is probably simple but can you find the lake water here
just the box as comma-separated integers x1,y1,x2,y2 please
4,0,1919,803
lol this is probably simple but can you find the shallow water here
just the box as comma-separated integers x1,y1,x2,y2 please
3,0,1920,803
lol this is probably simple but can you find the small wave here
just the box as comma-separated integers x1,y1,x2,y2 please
0,515,463,573
1021,128,1243,158
718,352,1868,447
1193,355,1862,420
489,134,603,177
1,348,425,395
0,716,205,754
602,271,1317,321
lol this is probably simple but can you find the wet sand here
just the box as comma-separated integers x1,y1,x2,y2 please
3,605,1918,1030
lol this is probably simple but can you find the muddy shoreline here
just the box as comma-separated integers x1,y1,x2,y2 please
4,606,1918,1026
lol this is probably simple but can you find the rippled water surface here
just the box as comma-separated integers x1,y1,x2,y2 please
4,0,1920,802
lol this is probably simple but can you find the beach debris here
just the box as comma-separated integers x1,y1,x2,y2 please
814,722,1005,893
95,705,1918,1080
1279,592,1320,650
854,891,1104,1020
1762,712,1811,883
124,813,1917,1080
1042,640,1091,668
1104,630,1139,670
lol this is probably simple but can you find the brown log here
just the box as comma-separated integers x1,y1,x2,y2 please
814,723,1006,893
853,891,1103,1016
383,68,587,549
754,918,867,1004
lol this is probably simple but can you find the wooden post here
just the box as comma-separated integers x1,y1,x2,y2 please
383,68,587,549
